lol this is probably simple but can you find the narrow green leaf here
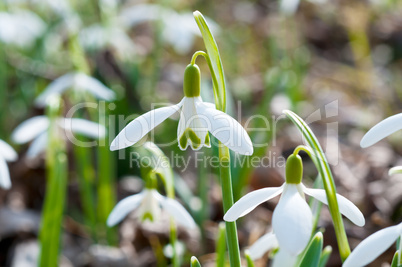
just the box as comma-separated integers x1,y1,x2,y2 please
391,251,399,267
318,246,332,267
191,256,202,267
193,11,226,112
284,110,351,260
216,222,226,267
245,250,255,267
300,232,323,267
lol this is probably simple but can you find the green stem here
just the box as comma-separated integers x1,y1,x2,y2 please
216,222,226,267
97,105,117,245
74,143,97,238
191,51,208,65
170,219,179,267
218,145,241,267
398,234,402,264
39,97,68,267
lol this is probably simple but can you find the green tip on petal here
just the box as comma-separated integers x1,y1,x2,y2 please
285,154,303,184
141,211,154,222
179,128,202,150
183,64,201,97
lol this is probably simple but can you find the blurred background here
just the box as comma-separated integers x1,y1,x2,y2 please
0,0,402,266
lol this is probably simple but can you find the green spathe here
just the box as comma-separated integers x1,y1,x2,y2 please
183,64,201,97
285,154,303,184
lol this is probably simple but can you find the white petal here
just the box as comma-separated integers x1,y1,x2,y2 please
196,102,253,155
107,192,144,226
177,97,210,151
61,118,106,139
272,184,312,255
343,224,402,267
75,73,116,101
34,73,76,107
26,132,48,159
248,232,278,260
302,185,365,227
0,139,17,161
272,249,297,267
156,192,196,229
11,116,49,144
0,155,11,189
224,186,284,222
360,113,402,148
110,101,183,151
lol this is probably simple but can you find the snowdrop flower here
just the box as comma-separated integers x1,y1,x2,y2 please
118,4,219,55
107,188,196,229
111,64,253,155
224,154,364,255
0,10,45,48
34,72,116,108
79,24,136,60
12,116,106,159
0,139,18,189
343,222,402,267
360,113,402,148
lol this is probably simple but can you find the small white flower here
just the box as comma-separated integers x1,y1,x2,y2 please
0,10,45,48
0,139,18,189
107,188,196,229
360,113,402,148
118,4,220,55
79,24,136,60
343,222,402,267
34,72,116,108
12,116,106,159
111,64,253,155
224,155,364,255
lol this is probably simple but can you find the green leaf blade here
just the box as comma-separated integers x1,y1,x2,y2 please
193,11,226,112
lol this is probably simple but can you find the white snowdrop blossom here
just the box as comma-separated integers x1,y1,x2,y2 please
224,154,364,255
111,64,253,155
11,116,106,159
343,222,402,267
118,4,220,55
34,72,116,108
0,139,18,189
79,23,136,60
107,188,196,229
360,113,402,148
0,10,45,48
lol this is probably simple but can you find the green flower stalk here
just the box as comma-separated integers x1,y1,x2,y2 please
39,96,68,267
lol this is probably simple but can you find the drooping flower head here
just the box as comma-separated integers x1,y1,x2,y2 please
107,146,196,229
225,154,365,256
111,62,253,155
12,115,106,159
